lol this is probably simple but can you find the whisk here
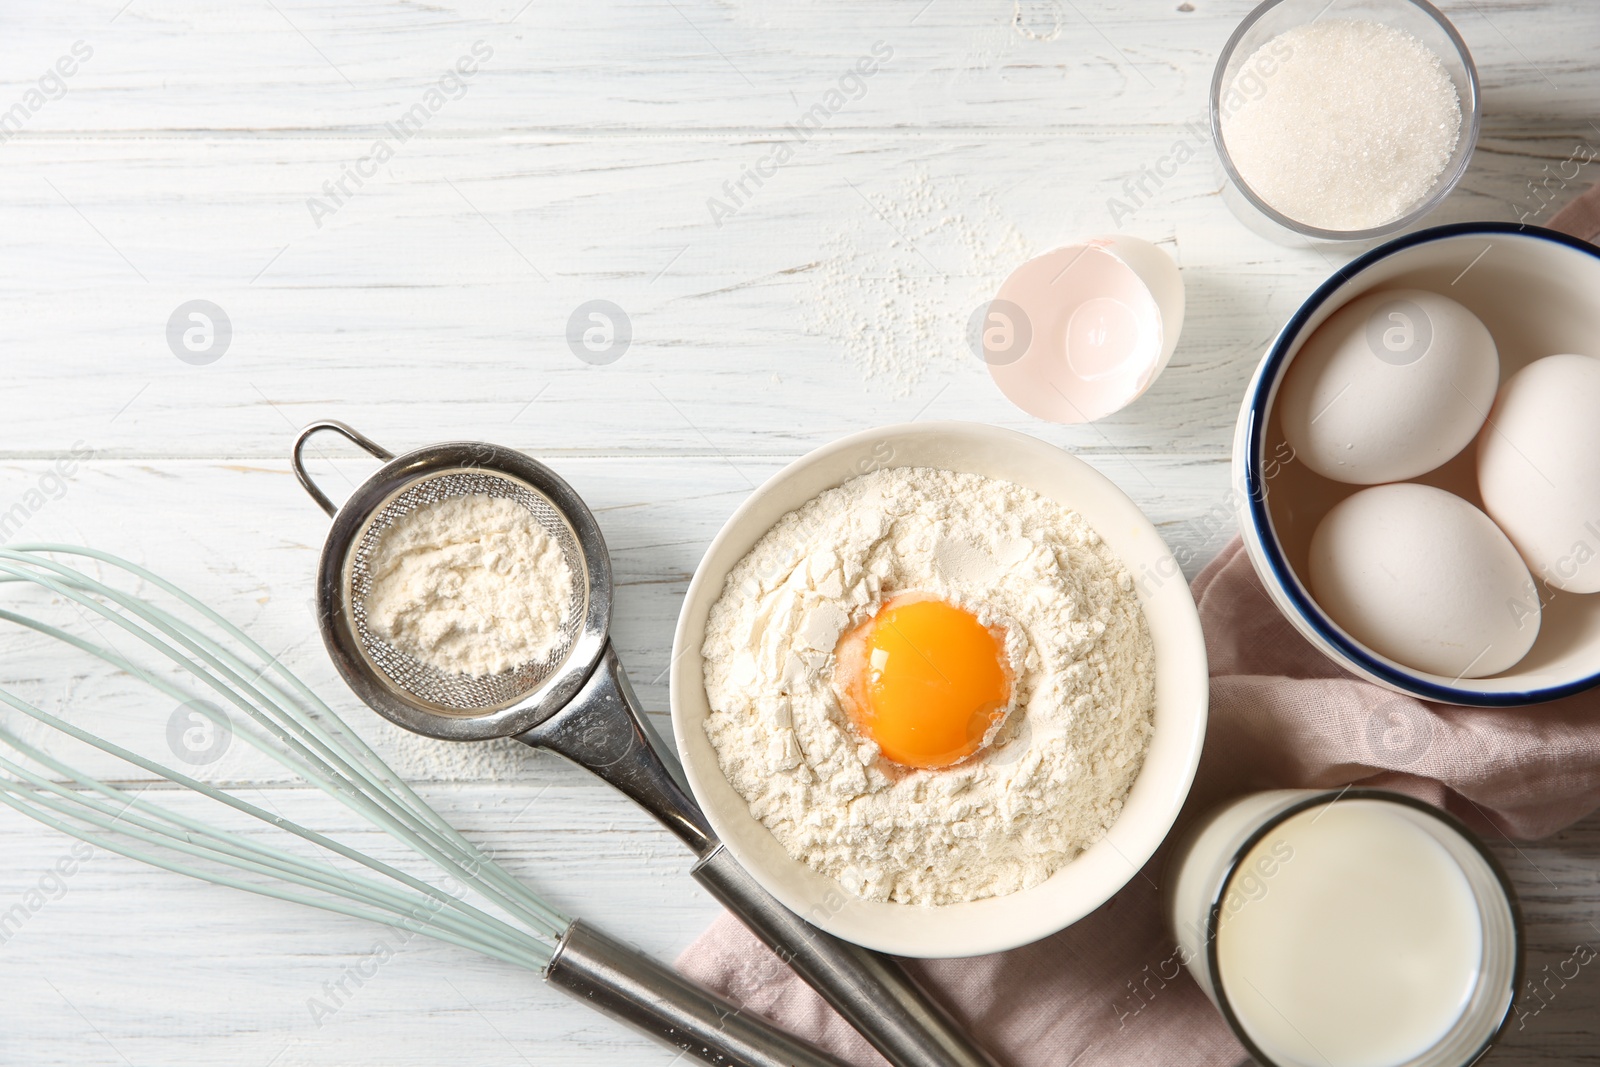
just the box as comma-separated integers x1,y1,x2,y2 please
0,544,847,1067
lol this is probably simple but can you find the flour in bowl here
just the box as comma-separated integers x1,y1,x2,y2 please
364,494,574,677
701,467,1155,906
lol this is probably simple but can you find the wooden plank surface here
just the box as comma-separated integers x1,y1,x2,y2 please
1,0,1598,1062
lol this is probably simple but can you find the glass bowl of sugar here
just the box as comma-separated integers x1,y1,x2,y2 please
1210,0,1479,245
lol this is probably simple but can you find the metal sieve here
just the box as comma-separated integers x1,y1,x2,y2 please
292,420,999,1067
294,422,611,744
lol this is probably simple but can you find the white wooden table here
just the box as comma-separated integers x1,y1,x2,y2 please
1,1,1597,1063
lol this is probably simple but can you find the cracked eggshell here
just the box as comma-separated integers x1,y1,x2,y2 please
1278,288,1499,485
1308,483,1539,678
1478,354,1600,593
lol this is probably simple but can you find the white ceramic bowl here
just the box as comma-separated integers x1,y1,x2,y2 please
1234,222,1600,705
670,422,1209,958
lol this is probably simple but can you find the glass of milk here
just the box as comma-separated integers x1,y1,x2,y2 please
1166,788,1521,1067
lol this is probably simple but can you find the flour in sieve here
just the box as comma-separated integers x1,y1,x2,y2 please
364,494,574,677
701,467,1154,906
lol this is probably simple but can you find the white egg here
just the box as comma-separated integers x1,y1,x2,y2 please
1278,288,1500,485
1308,483,1539,678
1478,353,1600,593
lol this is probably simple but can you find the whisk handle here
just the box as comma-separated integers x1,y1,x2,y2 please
547,921,852,1067
692,848,1002,1067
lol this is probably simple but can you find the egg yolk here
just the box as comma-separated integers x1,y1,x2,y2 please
834,596,1011,770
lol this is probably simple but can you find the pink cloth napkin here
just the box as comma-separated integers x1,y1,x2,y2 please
1550,173,1600,243
676,189,1600,1067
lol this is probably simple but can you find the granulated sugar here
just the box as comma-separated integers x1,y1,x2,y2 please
806,171,1029,395
1220,19,1461,232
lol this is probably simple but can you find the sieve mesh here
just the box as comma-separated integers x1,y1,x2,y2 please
344,469,588,713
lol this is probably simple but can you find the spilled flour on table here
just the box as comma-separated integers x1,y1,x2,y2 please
382,732,543,783
806,170,1030,395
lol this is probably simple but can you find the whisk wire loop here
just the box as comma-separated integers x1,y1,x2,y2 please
0,546,567,966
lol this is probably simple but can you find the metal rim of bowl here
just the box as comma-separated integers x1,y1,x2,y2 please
1209,0,1482,243
1242,221,1600,707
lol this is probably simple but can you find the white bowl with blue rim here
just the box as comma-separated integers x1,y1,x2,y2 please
1233,222,1600,707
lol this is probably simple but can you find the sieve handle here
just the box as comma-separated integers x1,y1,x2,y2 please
520,644,715,852
291,420,397,517
519,648,1001,1067
545,920,853,1067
